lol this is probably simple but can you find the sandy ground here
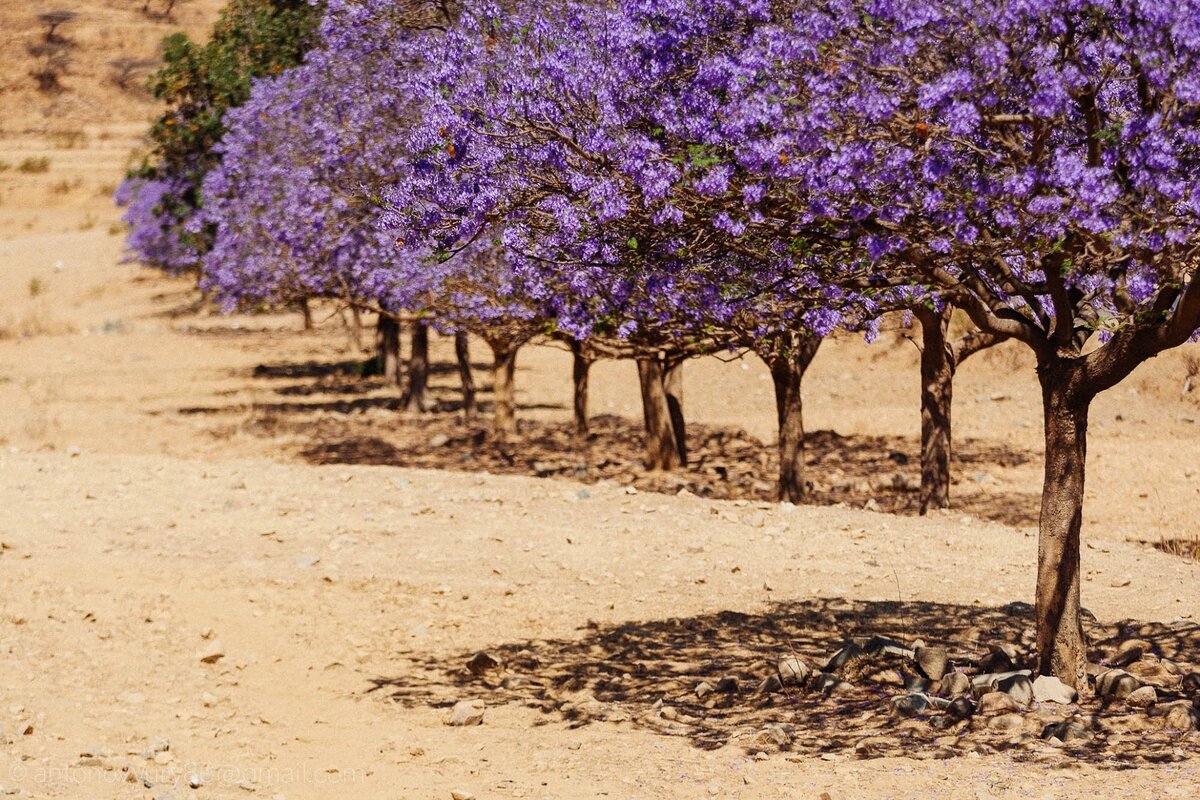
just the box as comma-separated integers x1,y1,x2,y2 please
3,9,1200,795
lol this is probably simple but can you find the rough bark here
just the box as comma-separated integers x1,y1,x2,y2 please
663,357,687,467
918,307,955,514
490,343,518,439
636,357,683,471
569,338,592,438
455,331,477,421
763,335,822,503
376,315,402,386
403,323,430,413
1035,364,1091,693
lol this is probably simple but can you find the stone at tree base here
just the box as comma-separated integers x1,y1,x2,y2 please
756,675,782,694
987,712,1025,733
971,669,1031,691
445,700,485,726
1109,640,1149,668
715,676,740,693
1096,669,1141,700
998,674,1034,708
1040,720,1092,743
914,646,949,681
939,671,971,698
465,651,501,675
810,672,849,696
890,693,929,717
978,692,1020,714
947,696,976,720
1126,659,1180,688
824,643,865,673
1032,675,1078,704
1125,685,1157,708
776,656,810,687
1163,703,1200,732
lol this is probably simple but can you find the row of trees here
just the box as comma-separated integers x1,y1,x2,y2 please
119,0,1200,691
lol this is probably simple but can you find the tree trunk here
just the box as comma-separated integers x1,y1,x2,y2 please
763,336,822,503
1035,366,1091,692
403,323,429,413
918,307,955,514
490,343,518,439
663,357,687,467
637,357,682,471
376,315,402,386
455,331,477,421
569,339,592,437
299,297,313,331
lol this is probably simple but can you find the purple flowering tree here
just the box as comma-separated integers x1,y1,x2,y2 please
766,0,1200,687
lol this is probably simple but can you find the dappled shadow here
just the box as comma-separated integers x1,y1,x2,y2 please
368,598,1200,765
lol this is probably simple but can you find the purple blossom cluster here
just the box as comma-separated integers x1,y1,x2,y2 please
113,174,202,275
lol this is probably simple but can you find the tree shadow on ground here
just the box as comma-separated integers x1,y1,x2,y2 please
368,598,1200,767
184,355,1042,526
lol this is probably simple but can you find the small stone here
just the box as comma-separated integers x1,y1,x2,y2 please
998,674,1034,708
154,751,174,765
939,672,972,698
1032,675,1077,704
824,643,865,673
947,696,976,720
1125,685,1157,708
149,737,170,754
890,693,928,717
1164,704,1199,732
1040,720,1092,743
714,676,739,693
987,712,1025,733
198,641,225,664
753,723,793,748
695,681,715,699
978,691,1020,714
755,675,782,694
201,692,218,708
1109,640,1148,668
810,672,848,695
1096,669,1140,700
776,656,810,687
187,774,204,789
914,646,949,681
445,700,485,726
1126,659,1179,688
237,780,257,792
449,791,475,800
429,434,450,448
465,652,501,676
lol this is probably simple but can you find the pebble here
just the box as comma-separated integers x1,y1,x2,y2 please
939,671,971,698
777,656,810,687
198,641,226,664
987,712,1025,733
914,646,949,681
1125,685,1157,708
978,691,1019,715
445,700,485,726
187,774,204,789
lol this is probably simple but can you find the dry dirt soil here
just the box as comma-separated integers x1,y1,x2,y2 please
3,4,1200,799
